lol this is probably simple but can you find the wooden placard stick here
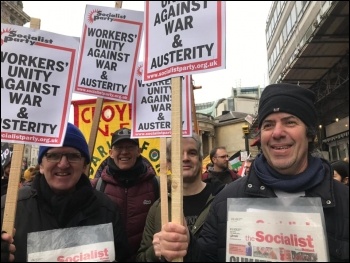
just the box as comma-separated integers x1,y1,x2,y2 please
30,17,41,29
85,1,123,176
115,1,123,8
170,76,183,262
2,144,24,235
84,97,103,176
2,17,41,236
191,80,199,135
159,138,169,226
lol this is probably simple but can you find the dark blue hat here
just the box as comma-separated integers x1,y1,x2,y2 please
38,123,90,164
258,84,318,129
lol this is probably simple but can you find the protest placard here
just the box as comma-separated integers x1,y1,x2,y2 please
132,63,192,138
75,5,143,102
1,24,79,146
143,4,226,254
143,1,226,83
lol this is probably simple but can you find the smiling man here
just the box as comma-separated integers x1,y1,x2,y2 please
156,83,349,262
92,128,158,262
1,123,129,262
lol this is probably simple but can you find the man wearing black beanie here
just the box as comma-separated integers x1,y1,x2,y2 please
155,83,349,262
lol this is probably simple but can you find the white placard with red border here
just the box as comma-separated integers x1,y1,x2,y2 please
75,5,143,102
132,63,192,138
143,1,226,83
1,23,78,146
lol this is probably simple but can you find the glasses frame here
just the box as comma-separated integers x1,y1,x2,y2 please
44,152,83,163
112,144,138,152
215,155,229,159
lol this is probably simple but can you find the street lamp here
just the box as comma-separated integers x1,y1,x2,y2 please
242,125,250,155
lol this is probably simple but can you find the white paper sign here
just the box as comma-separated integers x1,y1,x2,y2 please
1,23,79,146
28,242,115,262
75,5,143,102
240,151,248,162
226,211,328,262
143,1,226,83
27,224,115,262
131,63,192,138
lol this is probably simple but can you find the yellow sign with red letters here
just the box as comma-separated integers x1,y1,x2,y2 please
72,99,160,178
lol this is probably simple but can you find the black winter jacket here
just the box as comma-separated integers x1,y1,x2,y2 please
188,160,349,262
1,174,129,262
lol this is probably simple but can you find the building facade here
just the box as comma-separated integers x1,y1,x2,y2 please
265,1,349,161
195,86,262,158
1,1,30,25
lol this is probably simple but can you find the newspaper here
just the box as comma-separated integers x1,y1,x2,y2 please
226,211,328,262
28,242,114,262
27,223,115,262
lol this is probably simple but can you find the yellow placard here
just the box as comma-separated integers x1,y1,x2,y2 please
202,155,211,173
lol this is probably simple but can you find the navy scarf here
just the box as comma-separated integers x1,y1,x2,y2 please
34,174,95,227
254,154,326,192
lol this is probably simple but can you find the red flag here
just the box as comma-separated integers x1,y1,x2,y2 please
237,164,244,176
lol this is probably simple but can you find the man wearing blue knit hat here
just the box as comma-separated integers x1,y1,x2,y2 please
1,123,129,262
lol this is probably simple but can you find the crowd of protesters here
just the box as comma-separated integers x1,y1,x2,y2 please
1,84,348,262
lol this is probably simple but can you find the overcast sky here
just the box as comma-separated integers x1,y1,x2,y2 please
22,1,272,104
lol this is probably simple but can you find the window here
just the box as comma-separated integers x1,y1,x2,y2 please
290,4,297,28
339,142,349,161
279,34,284,51
282,23,286,42
331,145,339,161
286,14,292,37
296,1,303,17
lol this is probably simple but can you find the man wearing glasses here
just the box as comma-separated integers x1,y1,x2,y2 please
1,123,129,262
202,146,240,185
92,128,158,262
243,157,255,176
